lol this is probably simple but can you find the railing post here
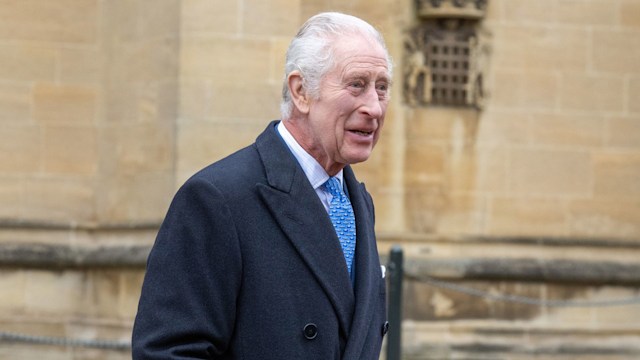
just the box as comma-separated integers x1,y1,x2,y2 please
386,246,403,360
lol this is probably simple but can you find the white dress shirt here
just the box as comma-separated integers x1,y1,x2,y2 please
276,121,344,213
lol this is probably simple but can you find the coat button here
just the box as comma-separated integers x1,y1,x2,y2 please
382,321,390,336
303,323,318,340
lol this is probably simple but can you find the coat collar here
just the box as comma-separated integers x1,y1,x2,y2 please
342,166,380,358
255,122,380,355
255,121,355,335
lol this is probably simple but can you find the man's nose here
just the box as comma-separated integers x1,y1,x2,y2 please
361,86,384,119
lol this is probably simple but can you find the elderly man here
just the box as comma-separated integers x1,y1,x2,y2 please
132,12,393,359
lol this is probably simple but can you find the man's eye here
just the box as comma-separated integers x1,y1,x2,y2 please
350,81,365,89
376,83,388,92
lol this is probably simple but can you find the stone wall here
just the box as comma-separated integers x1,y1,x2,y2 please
0,0,179,358
0,0,639,359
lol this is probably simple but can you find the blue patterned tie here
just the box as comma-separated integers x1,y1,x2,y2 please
323,177,356,276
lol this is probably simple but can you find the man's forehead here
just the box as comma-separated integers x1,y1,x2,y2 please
338,56,390,78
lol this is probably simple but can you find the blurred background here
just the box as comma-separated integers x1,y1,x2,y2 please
0,0,639,359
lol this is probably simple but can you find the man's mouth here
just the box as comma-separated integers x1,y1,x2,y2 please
350,129,374,136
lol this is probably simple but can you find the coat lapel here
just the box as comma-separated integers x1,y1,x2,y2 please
254,122,355,336
342,166,380,359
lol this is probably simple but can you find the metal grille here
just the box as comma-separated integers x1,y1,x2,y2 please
404,19,483,108
426,33,471,106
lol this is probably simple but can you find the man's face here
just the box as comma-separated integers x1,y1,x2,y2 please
299,35,391,175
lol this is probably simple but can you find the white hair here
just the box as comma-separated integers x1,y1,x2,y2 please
280,12,393,119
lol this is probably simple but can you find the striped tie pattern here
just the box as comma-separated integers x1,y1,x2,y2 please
323,177,356,275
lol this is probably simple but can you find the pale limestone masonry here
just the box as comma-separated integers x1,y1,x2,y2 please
0,0,639,359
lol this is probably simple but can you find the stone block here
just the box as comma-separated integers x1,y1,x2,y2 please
403,279,543,321
0,44,56,82
560,74,624,113
503,0,557,24
0,344,71,360
58,48,102,85
0,270,25,314
530,113,604,148
438,194,487,235
523,27,588,72
0,0,98,43
107,81,178,125
446,147,477,195
101,80,137,123
484,0,503,22
180,36,271,82
34,83,97,125
0,319,67,338
489,282,545,321
569,199,640,239
367,187,405,233
407,107,480,144
404,142,446,186
43,126,97,175
476,111,530,146
65,348,130,360
100,0,137,43
24,177,95,223
473,147,509,194
95,172,174,223
24,270,86,315
0,125,40,173
592,30,640,74
120,270,145,319
490,26,526,70
300,0,400,30
606,116,640,148
138,0,180,39
299,0,400,24
543,283,594,326
621,0,640,28
491,24,588,72
556,0,617,26
205,81,281,120
243,0,301,37
99,123,174,176
0,82,31,122
181,0,239,34
630,77,640,113
405,184,447,233
490,70,525,108
0,178,23,219
179,80,209,121
509,149,591,197
592,286,640,326
523,71,559,110
487,197,568,236
593,152,640,199
176,120,265,180
86,270,122,318
270,38,291,84
491,70,559,110
110,39,179,84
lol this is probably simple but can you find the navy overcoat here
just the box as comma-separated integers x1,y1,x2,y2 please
132,121,388,359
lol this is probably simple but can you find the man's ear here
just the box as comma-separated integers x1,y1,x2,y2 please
288,71,310,114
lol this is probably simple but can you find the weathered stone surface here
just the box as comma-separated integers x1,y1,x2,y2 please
0,0,639,358
0,243,150,268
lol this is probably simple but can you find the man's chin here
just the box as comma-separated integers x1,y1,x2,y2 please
344,152,374,165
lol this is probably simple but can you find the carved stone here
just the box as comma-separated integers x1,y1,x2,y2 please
403,19,490,108
417,0,488,19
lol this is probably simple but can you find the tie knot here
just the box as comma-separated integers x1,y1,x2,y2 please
323,177,342,198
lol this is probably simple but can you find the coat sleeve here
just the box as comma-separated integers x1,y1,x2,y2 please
132,176,242,359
